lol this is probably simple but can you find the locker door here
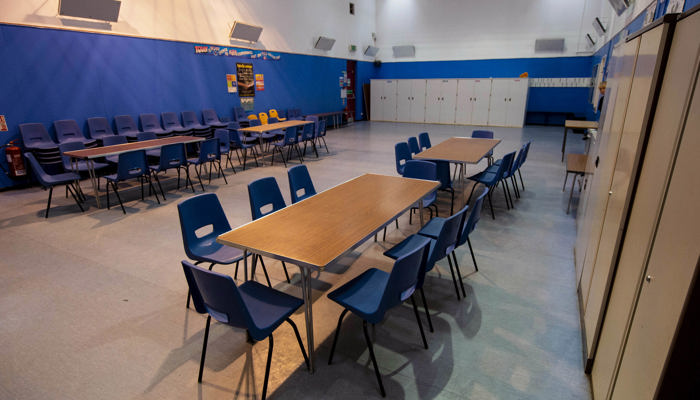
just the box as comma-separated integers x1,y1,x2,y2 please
370,80,383,121
455,79,474,125
488,79,508,126
396,80,412,122
410,79,427,123
424,80,442,123
439,79,458,124
506,78,528,127
383,80,398,122
472,78,492,126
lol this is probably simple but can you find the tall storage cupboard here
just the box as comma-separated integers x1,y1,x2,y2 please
396,79,427,123
487,78,529,127
370,80,397,121
424,79,458,124
455,79,492,125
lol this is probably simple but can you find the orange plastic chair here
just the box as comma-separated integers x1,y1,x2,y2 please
269,109,286,122
258,112,269,125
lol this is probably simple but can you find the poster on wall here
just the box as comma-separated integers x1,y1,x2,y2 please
241,98,255,111
0,115,8,132
226,74,237,93
195,45,281,61
255,74,265,91
236,63,255,97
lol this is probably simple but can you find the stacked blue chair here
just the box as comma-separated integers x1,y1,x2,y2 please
19,123,62,171
327,237,432,397
188,138,227,191
104,150,161,214
54,119,97,148
101,135,128,164
181,260,308,400
407,136,420,156
247,177,292,283
150,142,193,197
201,109,228,131
232,106,250,127
161,112,192,136
113,115,142,141
139,113,172,137
287,164,316,203
228,126,259,170
136,132,162,160
418,132,431,151
178,193,251,307
182,111,212,138
86,117,116,143
271,127,303,167
467,151,515,219
24,152,84,218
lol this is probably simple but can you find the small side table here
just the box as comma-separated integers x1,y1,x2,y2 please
562,120,598,161
564,153,588,214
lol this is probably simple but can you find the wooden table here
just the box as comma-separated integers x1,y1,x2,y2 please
562,120,598,162
564,153,588,214
308,111,344,129
63,136,203,208
414,137,502,181
216,173,440,372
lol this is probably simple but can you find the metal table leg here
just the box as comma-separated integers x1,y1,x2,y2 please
299,266,315,373
561,127,569,162
86,159,101,208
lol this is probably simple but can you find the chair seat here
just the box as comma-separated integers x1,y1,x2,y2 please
42,171,82,185
468,167,499,185
327,268,389,324
239,280,304,340
190,239,247,265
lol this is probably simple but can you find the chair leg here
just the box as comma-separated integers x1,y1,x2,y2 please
451,252,467,298
45,186,54,218
194,165,205,192
152,172,166,201
66,184,84,212
518,169,525,191
197,315,211,383
112,181,126,214
363,320,386,397
467,237,479,272
419,287,434,333
321,137,329,153
410,295,429,349
146,174,161,204
487,190,495,220
446,256,462,300
184,166,195,193
281,261,291,283
217,160,227,184
328,308,349,365
286,318,310,369
261,334,274,400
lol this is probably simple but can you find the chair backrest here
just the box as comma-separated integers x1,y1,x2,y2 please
197,138,220,162
161,112,184,129
394,142,412,175
269,109,284,120
102,135,128,147
494,151,516,181
214,129,230,152
19,123,54,146
182,111,202,127
288,165,317,203
233,107,247,121
247,114,259,121
137,131,157,141
248,177,286,220
202,109,221,125
87,117,114,138
258,112,268,125
301,123,314,140
249,118,261,127
24,152,53,187
58,141,85,169
228,128,244,148
158,143,187,170
317,119,327,137
430,204,469,274
178,193,233,261
378,236,431,317
407,137,420,156
181,260,251,329
418,132,431,150
116,150,148,181
54,119,85,143
471,130,494,139
305,115,319,136
521,140,532,165
402,160,438,204
114,115,139,135
139,113,162,132
509,146,525,175
282,126,297,144
268,117,279,124
458,187,489,247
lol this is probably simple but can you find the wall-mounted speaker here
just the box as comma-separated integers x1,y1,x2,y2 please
392,45,415,58
607,0,630,16
586,34,596,46
58,0,121,22
374,60,382,67
593,17,607,36
314,36,336,51
229,21,263,43
535,38,565,52
364,46,379,57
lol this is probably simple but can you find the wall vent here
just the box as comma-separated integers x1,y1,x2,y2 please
229,21,263,43
535,38,565,52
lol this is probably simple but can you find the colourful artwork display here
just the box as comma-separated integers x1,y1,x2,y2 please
255,74,265,91
226,74,237,93
195,45,281,60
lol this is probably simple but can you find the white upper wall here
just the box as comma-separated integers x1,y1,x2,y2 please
0,0,377,60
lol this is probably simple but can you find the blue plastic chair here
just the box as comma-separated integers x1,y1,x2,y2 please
19,123,57,151
181,260,308,400
271,127,303,167
316,119,329,153
139,113,172,137
54,119,97,147
300,122,317,158
101,135,128,164
135,131,162,160
188,138,227,191
327,236,431,397
58,141,108,188
150,143,193,197
515,140,532,191
161,112,192,136
247,177,291,283
394,142,412,175
472,130,495,164
178,193,251,306
497,146,525,202
288,164,316,203
182,110,212,138
24,152,84,218
201,109,228,130
467,151,515,219
86,117,116,142
407,136,420,156
104,150,161,214
418,132,431,151
228,128,259,170
114,115,142,140
232,106,250,127
214,129,236,172
403,160,439,224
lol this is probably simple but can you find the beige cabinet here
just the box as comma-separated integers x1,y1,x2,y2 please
396,79,426,123
370,80,397,121
455,78,492,125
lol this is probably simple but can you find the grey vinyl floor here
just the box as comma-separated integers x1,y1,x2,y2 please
0,121,591,399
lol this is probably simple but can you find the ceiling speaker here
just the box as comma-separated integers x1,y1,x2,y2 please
535,38,565,52
314,36,336,51
392,45,415,58
58,0,121,22
593,17,607,36
230,21,263,43
364,46,379,57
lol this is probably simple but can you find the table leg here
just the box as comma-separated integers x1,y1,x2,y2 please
243,250,249,281
561,127,568,162
299,266,315,373
567,173,577,214
87,159,101,208
419,199,424,226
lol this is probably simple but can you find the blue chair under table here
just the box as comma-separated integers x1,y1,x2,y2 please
228,128,259,170
101,135,128,164
287,164,316,204
181,260,308,400
327,236,432,398
150,143,193,198
271,127,303,167
472,129,495,164
403,160,439,224
24,152,84,218
467,151,515,220
188,138,227,191
394,142,411,176
178,193,251,307
136,131,162,160
104,150,161,214
407,136,420,156
418,132,431,151
58,141,109,195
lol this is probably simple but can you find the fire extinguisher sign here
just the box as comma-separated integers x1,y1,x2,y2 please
0,115,7,132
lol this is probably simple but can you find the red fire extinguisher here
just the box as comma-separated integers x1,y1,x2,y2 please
4,140,27,178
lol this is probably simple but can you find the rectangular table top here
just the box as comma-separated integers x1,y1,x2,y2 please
308,111,344,118
63,136,203,159
565,120,599,129
566,153,589,173
414,137,501,164
217,173,440,269
239,120,313,133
